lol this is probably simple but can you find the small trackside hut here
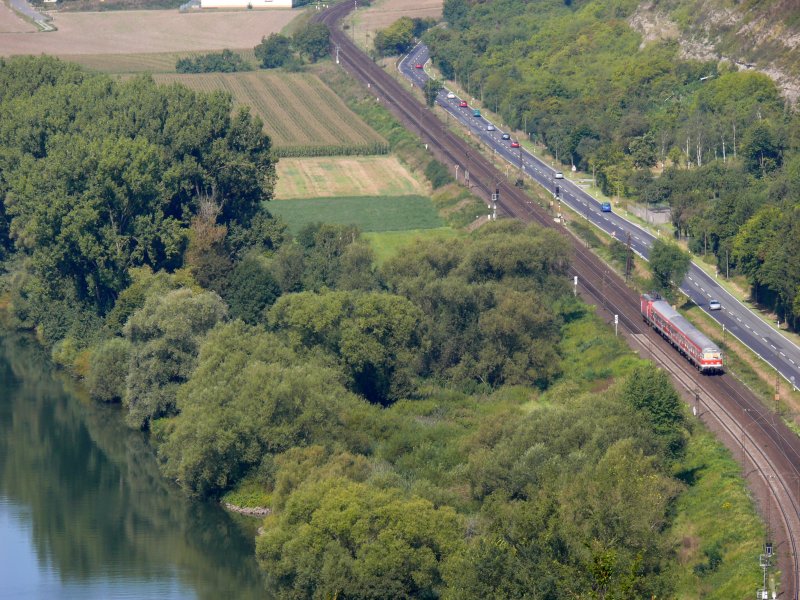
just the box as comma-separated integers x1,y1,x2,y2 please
641,293,724,373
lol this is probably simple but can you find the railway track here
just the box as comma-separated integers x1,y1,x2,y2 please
315,3,800,595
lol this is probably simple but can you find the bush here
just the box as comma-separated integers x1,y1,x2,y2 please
175,49,251,73
87,337,132,403
425,159,454,189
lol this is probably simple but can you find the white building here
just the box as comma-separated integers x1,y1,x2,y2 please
199,0,295,7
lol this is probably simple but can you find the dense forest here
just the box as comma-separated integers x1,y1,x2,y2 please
427,0,800,327
0,55,759,596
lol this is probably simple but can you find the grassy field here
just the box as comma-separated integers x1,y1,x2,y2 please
275,156,426,199
363,227,460,263
269,195,443,234
153,71,387,157
668,429,765,599
0,9,296,56
350,0,442,49
65,48,259,74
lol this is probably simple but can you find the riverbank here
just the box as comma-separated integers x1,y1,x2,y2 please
223,503,270,517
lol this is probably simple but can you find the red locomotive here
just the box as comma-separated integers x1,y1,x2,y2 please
640,293,723,373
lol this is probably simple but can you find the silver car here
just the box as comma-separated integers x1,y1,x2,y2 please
709,300,721,311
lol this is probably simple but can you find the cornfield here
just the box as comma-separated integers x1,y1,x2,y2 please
153,71,388,157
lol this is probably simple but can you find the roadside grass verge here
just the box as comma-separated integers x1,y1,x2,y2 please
363,227,460,264
681,304,800,419
269,195,443,234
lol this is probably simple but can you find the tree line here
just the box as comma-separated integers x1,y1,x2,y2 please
0,56,734,597
429,0,800,327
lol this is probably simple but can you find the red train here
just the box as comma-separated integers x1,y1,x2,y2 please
641,293,723,373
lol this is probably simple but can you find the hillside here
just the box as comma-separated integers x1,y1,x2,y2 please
630,0,800,102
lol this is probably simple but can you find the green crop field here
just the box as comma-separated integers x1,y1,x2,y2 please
364,228,461,264
153,71,388,157
268,195,443,234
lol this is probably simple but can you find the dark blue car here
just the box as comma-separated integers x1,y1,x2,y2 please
601,202,612,212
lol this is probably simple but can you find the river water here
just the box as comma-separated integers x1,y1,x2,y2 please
0,331,267,600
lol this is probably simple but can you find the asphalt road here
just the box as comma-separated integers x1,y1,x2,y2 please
400,42,800,390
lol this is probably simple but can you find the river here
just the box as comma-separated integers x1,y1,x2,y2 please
0,331,267,599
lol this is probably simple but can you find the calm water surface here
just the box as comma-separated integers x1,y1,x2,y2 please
0,331,266,600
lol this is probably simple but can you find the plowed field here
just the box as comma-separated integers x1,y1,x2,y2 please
0,9,295,56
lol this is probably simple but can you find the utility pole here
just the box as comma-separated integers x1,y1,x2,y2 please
625,231,633,283
775,371,780,412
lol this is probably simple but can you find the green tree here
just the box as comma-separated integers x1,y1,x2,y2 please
648,239,690,300
424,78,444,107
1,62,276,318
87,337,132,403
123,287,227,429
373,17,415,56
223,254,281,324
254,34,293,69
621,365,686,460
269,290,422,404
159,321,373,495
293,23,330,63
741,120,783,175
256,478,464,600
442,0,470,29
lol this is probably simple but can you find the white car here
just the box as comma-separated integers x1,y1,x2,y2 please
709,300,721,311
487,124,495,131
446,92,456,99
555,172,564,179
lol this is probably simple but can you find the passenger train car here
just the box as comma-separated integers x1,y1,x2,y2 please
640,293,723,373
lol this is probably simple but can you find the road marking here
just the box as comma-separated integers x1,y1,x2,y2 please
745,324,751,328
737,317,741,322
700,287,705,292
780,351,786,357
771,345,777,350
688,277,694,282
762,337,768,342
791,359,796,365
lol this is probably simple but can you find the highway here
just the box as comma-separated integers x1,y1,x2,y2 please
400,42,800,391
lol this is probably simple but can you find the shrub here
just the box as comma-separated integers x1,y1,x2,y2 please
87,337,132,403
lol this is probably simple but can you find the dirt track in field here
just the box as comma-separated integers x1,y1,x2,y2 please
0,8,296,55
